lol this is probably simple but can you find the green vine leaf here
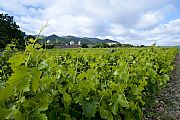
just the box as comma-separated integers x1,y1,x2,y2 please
82,101,97,118
7,66,30,92
31,68,42,93
0,85,13,101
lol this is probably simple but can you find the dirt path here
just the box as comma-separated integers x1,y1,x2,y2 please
144,51,180,120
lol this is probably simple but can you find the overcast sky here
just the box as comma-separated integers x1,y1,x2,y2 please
0,0,180,46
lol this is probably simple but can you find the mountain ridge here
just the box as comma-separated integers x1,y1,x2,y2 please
38,34,119,45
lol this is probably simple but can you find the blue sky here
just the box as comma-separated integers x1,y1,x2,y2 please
0,0,180,46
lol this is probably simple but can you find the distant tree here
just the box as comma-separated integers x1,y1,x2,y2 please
140,45,145,47
0,13,25,49
122,43,134,47
81,43,88,48
110,44,116,48
117,43,122,47
101,43,109,48
92,43,134,48
93,43,109,48
25,35,36,40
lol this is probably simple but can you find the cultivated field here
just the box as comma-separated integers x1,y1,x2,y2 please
0,42,178,120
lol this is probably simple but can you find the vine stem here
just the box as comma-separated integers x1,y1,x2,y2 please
25,53,31,66
98,95,104,107
34,21,49,47
74,54,79,83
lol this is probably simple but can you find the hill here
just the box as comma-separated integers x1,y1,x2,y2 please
39,34,119,45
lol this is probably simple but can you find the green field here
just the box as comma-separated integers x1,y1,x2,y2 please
0,42,178,120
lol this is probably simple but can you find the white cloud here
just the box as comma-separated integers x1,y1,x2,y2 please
0,0,26,15
146,19,180,36
108,24,127,36
0,0,180,46
42,15,95,36
134,11,165,29
134,4,175,29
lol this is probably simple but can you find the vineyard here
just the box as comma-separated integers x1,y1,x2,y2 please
0,40,178,120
